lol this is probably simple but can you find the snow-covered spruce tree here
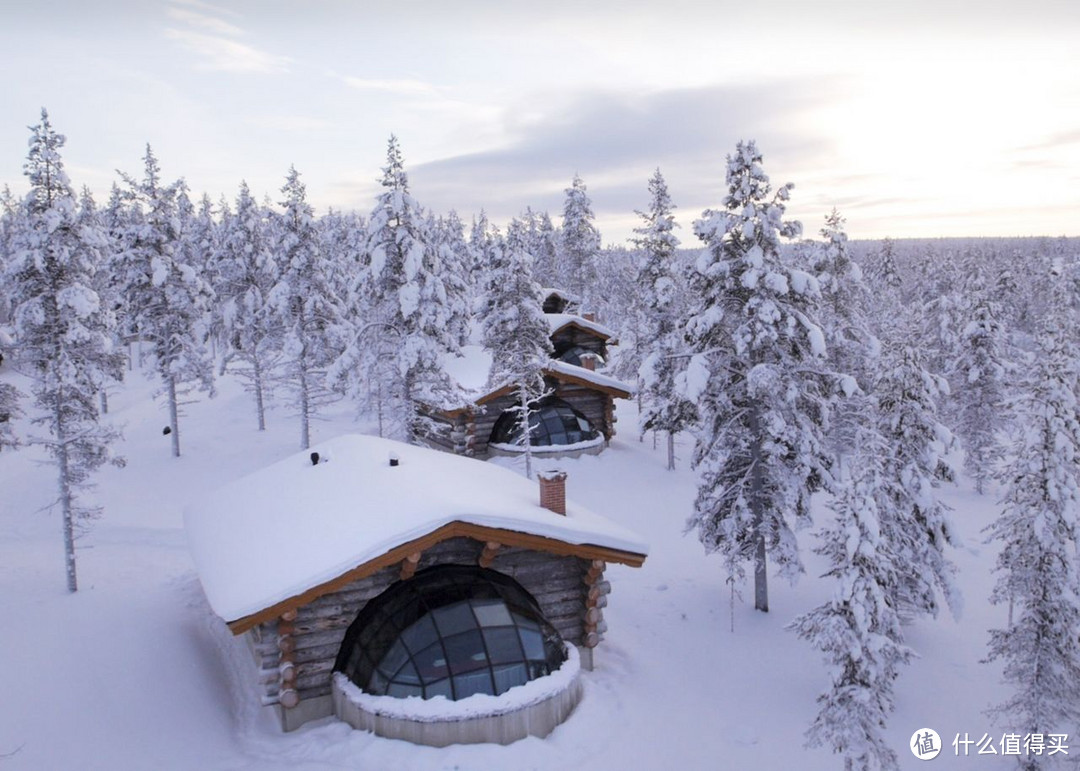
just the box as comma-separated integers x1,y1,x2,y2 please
985,299,1080,768
430,210,473,347
559,174,602,305
267,166,342,450
115,146,215,457
953,280,1010,494
684,140,833,613
811,209,878,471
350,136,464,443
0,185,22,325
633,168,695,470
872,335,961,619
520,207,559,288
76,185,123,415
7,109,124,591
218,181,283,431
788,423,912,771
481,222,554,479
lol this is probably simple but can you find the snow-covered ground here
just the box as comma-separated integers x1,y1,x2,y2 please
0,366,1025,769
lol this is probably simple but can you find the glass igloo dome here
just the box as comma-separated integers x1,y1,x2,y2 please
335,565,567,701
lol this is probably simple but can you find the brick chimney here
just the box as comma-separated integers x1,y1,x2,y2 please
582,311,596,322
581,353,596,372
538,470,567,516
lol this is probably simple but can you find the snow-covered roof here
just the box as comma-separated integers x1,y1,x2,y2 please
545,360,635,398
546,313,617,341
184,434,648,629
441,346,634,411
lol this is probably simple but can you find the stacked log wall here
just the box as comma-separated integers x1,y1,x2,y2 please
552,382,613,440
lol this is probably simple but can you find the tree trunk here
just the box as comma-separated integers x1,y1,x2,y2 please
749,409,768,613
253,355,266,432
99,388,108,416
56,410,78,593
667,431,675,470
167,374,180,457
299,361,310,450
520,384,533,480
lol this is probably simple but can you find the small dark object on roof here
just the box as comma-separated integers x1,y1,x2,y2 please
162,426,171,435
310,452,320,466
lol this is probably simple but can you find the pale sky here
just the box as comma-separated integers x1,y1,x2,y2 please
2,0,1078,244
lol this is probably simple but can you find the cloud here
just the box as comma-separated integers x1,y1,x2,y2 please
407,81,838,237
165,28,291,73
166,7,245,37
340,76,440,97
164,1,290,74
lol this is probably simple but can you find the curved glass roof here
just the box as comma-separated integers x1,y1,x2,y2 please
335,565,567,701
555,345,605,368
490,398,600,448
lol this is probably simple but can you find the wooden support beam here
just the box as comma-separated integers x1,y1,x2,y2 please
478,541,501,568
400,551,422,580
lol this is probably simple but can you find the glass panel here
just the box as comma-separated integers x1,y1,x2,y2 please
491,663,529,695
483,627,524,664
392,660,421,686
453,670,495,699
367,667,388,695
444,630,487,674
424,677,453,700
471,599,513,628
432,601,476,637
519,628,546,660
376,639,409,679
400,614,438,654
387,681,423,698
412,641,449,682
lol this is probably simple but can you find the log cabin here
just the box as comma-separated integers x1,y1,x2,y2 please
184,434,648,744
430,305,633,460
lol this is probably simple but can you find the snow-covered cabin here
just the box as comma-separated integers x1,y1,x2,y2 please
431,305,633,460
184,434,648,742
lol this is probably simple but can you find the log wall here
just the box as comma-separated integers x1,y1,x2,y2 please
551,328,608,360
247,537,594,719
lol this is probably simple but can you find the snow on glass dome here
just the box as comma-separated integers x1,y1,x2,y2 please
335,565,567,701
490,398,599,448
555,345,605,368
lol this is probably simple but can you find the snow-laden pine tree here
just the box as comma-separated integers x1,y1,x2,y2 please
684,140,832,613
75,185,122,415
789,423,912,771
267,166,343,449
481,222,554,479
953,278,1010,494
7,109,124,591
115,146,215,457
633,169,695,470
430,210,473,347
218,181,283,430
351,136,464,443
872,335,961,619
0,186,22,325
811,209,878,470
519,207,559,288
985,293,1080,768
559,174,602,305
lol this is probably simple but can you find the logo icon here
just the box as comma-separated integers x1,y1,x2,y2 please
911,728,942,760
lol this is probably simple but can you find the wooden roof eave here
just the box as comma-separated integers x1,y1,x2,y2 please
439,369,631,418
224,520,647,635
